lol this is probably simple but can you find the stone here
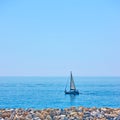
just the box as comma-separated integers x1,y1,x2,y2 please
39,114,44,120
60,115,66,120
1,112,11,118
114,115,120,120
33,117,41,120
0,107,120,120
26,114,33,119
46,115,52,120
0,118,4,120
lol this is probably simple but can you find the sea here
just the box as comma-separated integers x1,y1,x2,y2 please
0,77,120,109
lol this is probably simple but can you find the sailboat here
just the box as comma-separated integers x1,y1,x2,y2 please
65,72,79,95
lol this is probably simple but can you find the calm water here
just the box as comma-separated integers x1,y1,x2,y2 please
0,77,120,109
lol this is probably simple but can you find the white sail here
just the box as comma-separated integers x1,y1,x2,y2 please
70,72,76,90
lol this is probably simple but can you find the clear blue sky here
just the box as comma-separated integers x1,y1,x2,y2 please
0,0,120,76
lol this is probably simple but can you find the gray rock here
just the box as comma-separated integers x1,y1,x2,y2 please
4,118,8,120
84,111,90,117
10,112,15,119
0,117,4,120
91,111,97,117
33,117,41,120
26,114,33,119
26,108,34,112
106,116,114,120
97,113,104,118
114,115,120,120
60,115,66,120
0,112,2,115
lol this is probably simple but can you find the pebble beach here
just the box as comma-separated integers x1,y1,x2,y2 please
0,107,120,120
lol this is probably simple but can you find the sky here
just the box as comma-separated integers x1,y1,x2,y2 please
0,0,120,76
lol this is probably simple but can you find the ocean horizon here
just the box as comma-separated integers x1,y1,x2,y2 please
0,76,120,109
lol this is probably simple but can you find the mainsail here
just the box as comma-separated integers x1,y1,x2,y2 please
70,72,76,90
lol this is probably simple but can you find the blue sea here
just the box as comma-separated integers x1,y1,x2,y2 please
0,77,120,109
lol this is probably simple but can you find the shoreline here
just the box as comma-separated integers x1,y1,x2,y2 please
0,107,120,120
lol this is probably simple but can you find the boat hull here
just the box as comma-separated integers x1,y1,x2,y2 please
65,90,79,95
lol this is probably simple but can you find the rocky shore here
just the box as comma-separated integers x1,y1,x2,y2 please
0,107,120,120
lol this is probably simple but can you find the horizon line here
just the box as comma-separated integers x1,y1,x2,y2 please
0,75,120,77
